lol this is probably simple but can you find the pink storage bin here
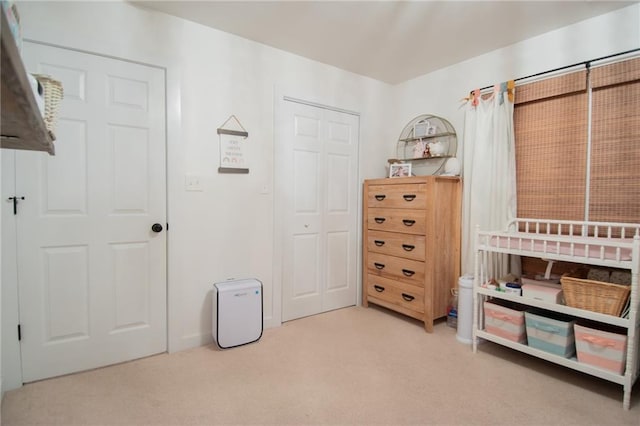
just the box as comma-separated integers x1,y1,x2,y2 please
574,323,627,374
484,300,527,343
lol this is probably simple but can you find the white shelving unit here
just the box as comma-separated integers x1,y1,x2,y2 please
472,218,640,410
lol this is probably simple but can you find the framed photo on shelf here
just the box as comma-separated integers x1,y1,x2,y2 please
389,163,411,178
414,121,430,138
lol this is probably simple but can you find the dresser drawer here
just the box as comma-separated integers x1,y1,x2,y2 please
366,252,424,285
367,230,426,261
367,208,426,235
367,183,428,209
366,274,424,314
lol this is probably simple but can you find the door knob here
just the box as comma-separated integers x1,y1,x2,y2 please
151,223,163,233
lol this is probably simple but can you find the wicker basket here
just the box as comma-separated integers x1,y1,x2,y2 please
33,74,64,140
561,270,630,317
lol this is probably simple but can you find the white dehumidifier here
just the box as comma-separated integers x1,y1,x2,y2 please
212,278,263,349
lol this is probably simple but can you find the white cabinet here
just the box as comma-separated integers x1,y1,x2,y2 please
472,218,639,410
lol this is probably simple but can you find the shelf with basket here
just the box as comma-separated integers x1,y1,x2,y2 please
472,218,639,410
0,9,55,154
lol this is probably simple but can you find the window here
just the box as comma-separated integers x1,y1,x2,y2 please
589,58,640,223
514,57,640,225
514,70,588,222
513,57,640,274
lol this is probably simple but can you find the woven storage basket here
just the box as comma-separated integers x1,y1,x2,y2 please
561,270,630,317
33,74,63,140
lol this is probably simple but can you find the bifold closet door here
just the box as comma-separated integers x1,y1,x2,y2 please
280,100,359,321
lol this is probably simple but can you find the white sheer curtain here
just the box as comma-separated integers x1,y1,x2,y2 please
461,85,518,279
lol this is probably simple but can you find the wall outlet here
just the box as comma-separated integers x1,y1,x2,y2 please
185,175,203,191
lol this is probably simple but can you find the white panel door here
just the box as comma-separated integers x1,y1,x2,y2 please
281,100,359,321
16,43,167,382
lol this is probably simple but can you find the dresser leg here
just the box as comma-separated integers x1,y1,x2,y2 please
423,319,434,333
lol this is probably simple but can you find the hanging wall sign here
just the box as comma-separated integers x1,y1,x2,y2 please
217,115,249,174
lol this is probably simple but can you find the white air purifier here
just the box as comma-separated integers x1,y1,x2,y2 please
212,278,263,349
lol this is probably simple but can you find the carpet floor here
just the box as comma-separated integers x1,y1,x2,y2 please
2,305,639,425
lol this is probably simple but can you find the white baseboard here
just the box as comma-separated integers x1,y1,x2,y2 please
263,313,281,329
170,315,280,353
170,332,213,353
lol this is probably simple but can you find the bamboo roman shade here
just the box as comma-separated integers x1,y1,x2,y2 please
513,57,640,226
589,57,640,224
514,70,588,221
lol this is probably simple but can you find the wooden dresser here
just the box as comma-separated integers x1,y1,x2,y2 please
362,176,461,332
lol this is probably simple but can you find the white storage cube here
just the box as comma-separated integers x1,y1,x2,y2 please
521,278,563,304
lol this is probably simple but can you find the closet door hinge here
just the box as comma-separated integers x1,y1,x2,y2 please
18,324,21,341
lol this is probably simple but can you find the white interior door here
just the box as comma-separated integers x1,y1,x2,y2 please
280,100,359,321
16,42,167,382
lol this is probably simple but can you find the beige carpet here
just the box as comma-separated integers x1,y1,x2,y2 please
2,305,639,425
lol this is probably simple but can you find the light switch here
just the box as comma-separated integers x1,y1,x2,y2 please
185,175,203,191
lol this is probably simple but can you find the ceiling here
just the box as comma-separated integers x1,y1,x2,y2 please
132,1,634,84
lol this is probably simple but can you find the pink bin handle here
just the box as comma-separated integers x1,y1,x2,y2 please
582,335,617,348
490,312,518,323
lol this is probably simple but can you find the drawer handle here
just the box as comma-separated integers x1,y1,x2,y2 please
373,285,385,293
374,217,386,224
402,219,416,226
402,269,415,277
374,195,386,201
403,194,416,202
401,293,415,302
374,240,385,246
402,244,415,251
374,262,385,270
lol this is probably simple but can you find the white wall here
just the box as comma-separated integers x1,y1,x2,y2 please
391,3,640,275
1,151,21,396
0,136,3,411
0,0,393,391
